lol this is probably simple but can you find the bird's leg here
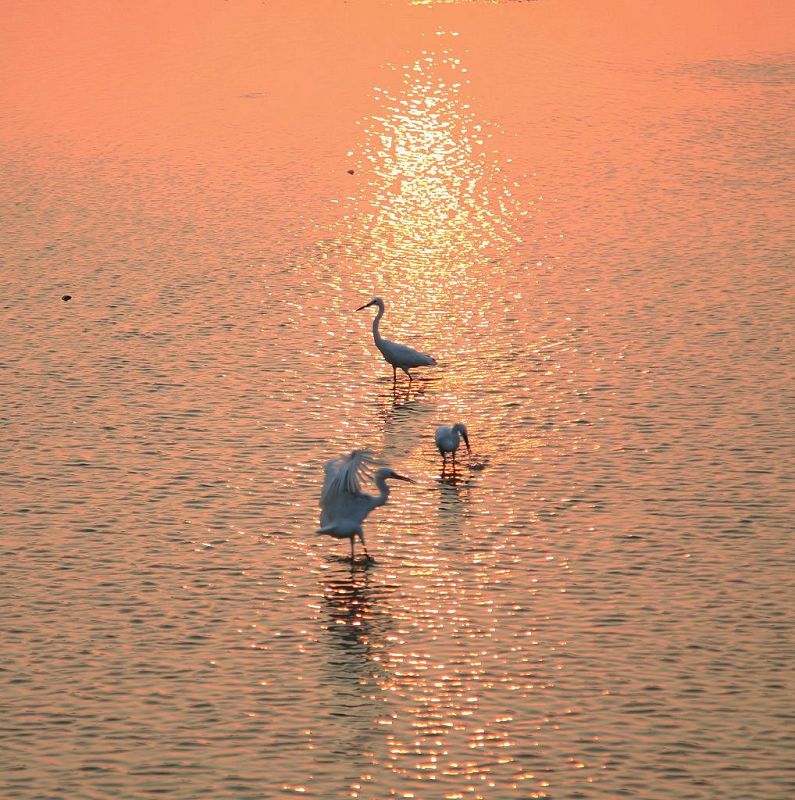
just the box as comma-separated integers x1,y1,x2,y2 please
392,365,397,383
358,533,370,560
350,536,355,562
441,453,447,475
451,452,457,473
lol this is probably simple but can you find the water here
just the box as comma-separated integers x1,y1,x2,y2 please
1,1,793,798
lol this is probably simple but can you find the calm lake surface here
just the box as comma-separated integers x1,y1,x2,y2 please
1,1,793,798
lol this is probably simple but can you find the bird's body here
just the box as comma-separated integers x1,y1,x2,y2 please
318,449,412,560
356,297,436,382
435,423,471,471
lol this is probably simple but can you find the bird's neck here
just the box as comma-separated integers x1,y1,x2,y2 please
372,304,385,346
373,474,390,507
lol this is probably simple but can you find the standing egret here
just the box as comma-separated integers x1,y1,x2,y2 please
356,297,437,383
435,423,471,472
318,449,414,560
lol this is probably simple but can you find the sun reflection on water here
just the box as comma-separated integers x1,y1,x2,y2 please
332,42,524,299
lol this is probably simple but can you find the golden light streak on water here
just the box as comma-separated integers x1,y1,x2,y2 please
346,47,524,278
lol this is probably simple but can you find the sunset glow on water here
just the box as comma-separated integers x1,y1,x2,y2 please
1,1,793,798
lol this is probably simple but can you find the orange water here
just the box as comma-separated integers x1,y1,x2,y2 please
1,1,793,798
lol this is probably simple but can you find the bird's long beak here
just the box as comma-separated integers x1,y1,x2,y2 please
392,473,415,483
355,302,372,311
462,431,472,454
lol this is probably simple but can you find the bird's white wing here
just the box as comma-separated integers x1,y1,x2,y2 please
320,450,377,527
381,339,436,367
435,425,452,450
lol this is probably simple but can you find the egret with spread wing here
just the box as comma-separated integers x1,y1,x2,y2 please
318,449,413,560
435,423,471,472
356,297,436,383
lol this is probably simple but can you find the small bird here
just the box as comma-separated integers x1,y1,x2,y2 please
356,297,436,383
318,449,413,560
435,423,471,472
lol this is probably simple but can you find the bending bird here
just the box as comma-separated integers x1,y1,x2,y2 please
434,423,471,471
318,449,413,560
356,297,436,383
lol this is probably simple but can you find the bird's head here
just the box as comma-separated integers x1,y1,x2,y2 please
356,297,384,312
454,423,472,453
376,467,414,484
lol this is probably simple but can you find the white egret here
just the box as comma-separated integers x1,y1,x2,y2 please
434,423,471,471
318,449,413,560
356,297,437,383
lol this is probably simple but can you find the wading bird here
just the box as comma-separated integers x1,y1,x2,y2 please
318,449,413,560
356,297,436,383
435,423,471,472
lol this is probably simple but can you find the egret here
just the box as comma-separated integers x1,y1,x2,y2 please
318,449,413,560
356,297,436,383
434,423,471,472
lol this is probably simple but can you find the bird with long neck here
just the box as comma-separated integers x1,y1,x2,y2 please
318,449,413,560
356,297,436,383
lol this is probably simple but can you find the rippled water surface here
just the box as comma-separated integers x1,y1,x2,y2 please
2,1,793,798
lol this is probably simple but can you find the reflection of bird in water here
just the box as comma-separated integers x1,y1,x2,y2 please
437,478,471,541
380,394,434,464
318,563,390,784
322,565,376,649
318,449,413,561
435,422,472,474
356,297,436,384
